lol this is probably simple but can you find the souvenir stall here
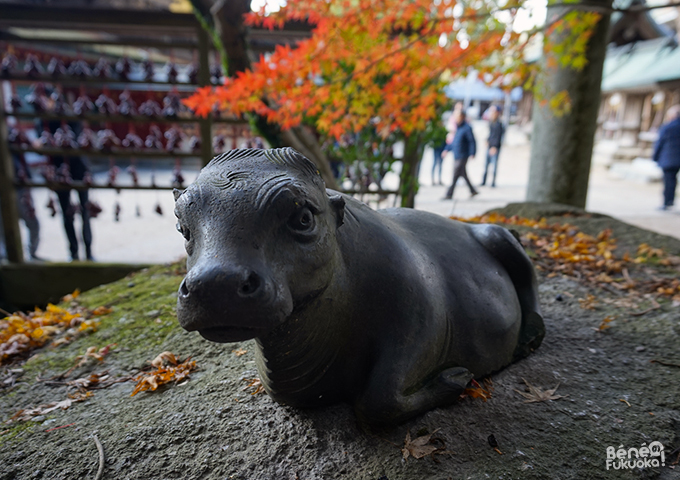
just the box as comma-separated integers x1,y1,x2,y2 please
0,4,253,267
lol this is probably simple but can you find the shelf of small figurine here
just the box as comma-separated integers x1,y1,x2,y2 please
14,180,183,191
3,111,245,125
3,75,202,91
9,145,202,159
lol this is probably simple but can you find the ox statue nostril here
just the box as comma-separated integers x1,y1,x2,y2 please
179,278,190,298
238,271,262,297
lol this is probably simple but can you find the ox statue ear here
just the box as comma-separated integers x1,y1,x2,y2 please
173,188,184,202
329,194,345,227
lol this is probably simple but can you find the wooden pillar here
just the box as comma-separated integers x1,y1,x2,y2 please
197,26,213,167
0,86,24,263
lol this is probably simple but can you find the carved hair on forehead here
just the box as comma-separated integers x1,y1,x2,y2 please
201,147,324,191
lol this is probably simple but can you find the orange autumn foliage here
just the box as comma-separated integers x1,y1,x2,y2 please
0,294,113,364
451,214,680,303
184,0,521,139
131,352,197,396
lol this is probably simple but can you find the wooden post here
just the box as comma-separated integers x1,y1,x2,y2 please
197,26,213,167
0,86,24,263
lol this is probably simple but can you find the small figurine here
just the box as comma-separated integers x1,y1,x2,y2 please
145,124,164,150
165,61,178,83
164,126,182,151
38,126,56,148
24,54,44,78
122,125,143,150
78,125,97,150
210,64,222,84
118,89,137,116
162,89,183,118
54,124,78,149
25,83,48,113
47,57,68,78
95,89,118,115
116,57,133,81
138,96,162,117
212,134,226,154
41,164,57,183
67,58,92,78
93,58,114,79
8,126,30,146
97,128,121,152
73,87,95,116
50,90,71,115
188,135,201,152
55,161,73,185
0,53,17,78
141,58,155,82
186,63,199,84
9,92,22,111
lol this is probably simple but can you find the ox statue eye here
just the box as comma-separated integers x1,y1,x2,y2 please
289,207,315,232
176,222,191,241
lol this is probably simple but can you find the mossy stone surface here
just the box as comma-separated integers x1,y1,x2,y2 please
1,214,679,479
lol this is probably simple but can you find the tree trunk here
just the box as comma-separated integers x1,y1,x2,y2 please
526,1,612,208
206,0,338,190
280,127,339,190
399,134,424,208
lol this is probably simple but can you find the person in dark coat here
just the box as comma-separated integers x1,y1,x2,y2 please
443,110,478,199
481,106,505,187
653,105,680,210
51,155,94,261
14,153,41,260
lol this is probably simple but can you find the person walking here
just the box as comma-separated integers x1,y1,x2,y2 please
653,105,680,210
443,110,478,199
481,106,505,187
14,153,41,260
430,121,448,185
51,155,94,261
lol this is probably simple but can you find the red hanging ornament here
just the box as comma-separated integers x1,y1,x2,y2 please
172,158,184,188
46,196,58,217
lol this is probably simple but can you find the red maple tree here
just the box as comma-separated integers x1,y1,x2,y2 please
185,0,600,206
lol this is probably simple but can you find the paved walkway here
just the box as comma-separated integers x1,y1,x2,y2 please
14,123,680,264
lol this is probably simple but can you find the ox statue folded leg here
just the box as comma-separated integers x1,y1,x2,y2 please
173,147,545,425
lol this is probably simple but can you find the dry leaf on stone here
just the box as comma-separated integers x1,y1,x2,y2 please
62,289,80,303
242,378,264,395
131,354,197,396
461,378,493,401
578,294,598,310
9,391,92,422
401,429,443,460
515,378,566,403
232,348,247,357
151,351,180,368
596,315,614,332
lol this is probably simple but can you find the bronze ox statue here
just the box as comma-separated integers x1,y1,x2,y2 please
173,148,545,424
